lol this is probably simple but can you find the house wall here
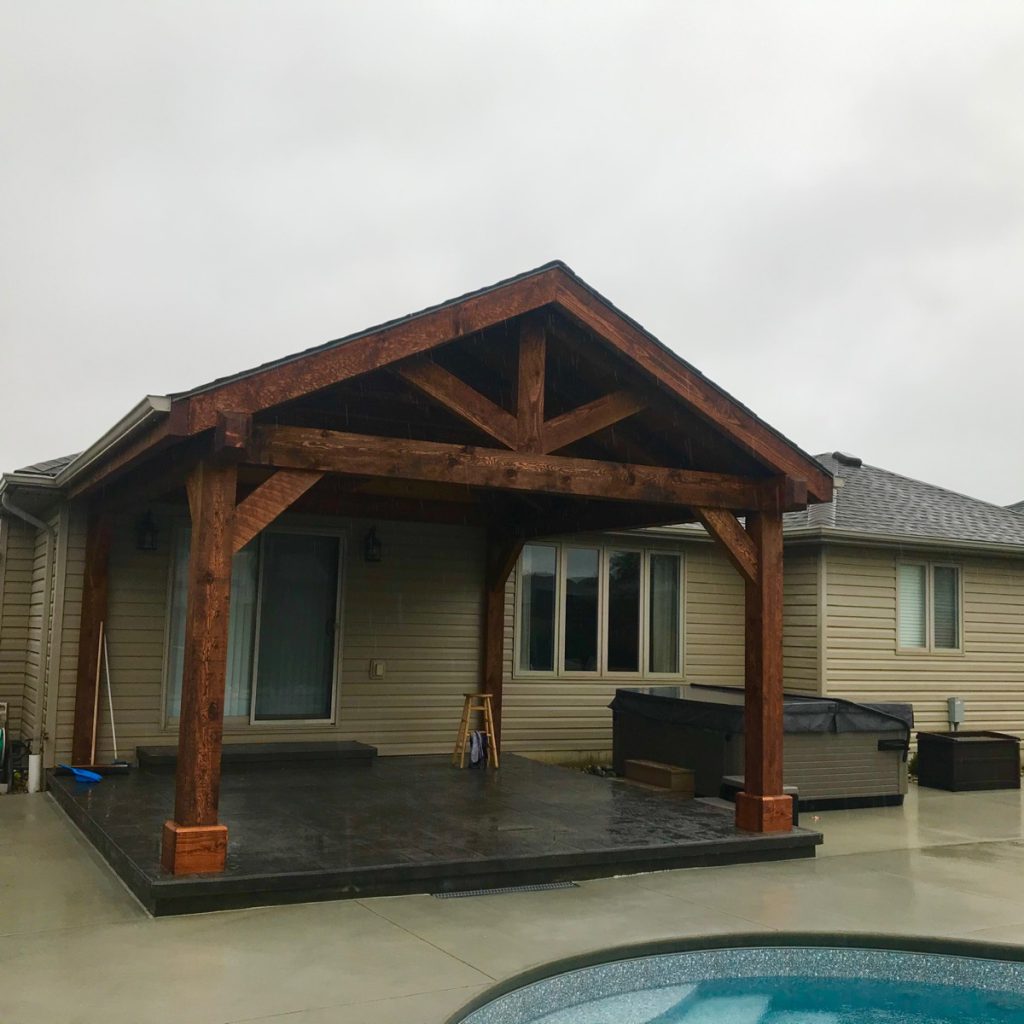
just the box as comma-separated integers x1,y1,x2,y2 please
37,512,824,764
501,537,822,759
20,520,53,745
823,544,1024,739
51,511,488,763
0,517,35,739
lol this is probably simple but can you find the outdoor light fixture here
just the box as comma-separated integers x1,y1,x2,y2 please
135,512,159,552
363,527,382,563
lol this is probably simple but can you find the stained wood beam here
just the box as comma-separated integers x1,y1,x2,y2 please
249,425,766,510
186,270,561,433
542,390,647,454
231,468,324,552
736,508,790,833
552,275,834,502
693,507,758,585
394,358,518,449
70,512,113,765
214,411,252,458
517,316,546,452
162,460,236,875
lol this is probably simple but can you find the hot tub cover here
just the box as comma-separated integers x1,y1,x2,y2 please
609,687,913,737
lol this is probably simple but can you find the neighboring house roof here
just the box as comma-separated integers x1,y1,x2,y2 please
782,452,1024,553
14,454,79,478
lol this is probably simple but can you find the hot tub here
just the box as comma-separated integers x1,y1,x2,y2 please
610,685,912,809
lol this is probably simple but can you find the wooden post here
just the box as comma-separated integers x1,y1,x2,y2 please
481,532,524,758
735,508,792,832
71,512,112,765
161,460,237,875
517,316,546,453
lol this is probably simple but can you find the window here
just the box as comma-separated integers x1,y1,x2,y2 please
165,526,344,722
897,562,961,652
516,543,683,676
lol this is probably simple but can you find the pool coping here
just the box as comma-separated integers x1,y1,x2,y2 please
444,931,1024,1024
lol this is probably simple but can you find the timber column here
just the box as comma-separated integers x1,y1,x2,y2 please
735,508,792,832
161,460,237,874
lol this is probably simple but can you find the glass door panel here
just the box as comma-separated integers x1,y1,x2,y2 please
253,533,340,721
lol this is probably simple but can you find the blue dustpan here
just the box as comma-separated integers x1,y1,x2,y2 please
59,764,102,783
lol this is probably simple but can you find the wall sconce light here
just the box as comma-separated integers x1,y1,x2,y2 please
363,527,382,563
135,512,159,552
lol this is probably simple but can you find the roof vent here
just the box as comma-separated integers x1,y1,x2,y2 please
832,451,862,468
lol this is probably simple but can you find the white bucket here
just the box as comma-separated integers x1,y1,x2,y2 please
27,753,42,793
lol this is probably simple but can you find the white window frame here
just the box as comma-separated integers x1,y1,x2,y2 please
896,559,963,655
161,520,348,730
514,542,685,680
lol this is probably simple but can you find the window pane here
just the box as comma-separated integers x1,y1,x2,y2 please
166,528,258,718
649,554,681,673
897,564,926,648
607,551,641,672
564,548,599,671
933,567,960,649
519,545,556,671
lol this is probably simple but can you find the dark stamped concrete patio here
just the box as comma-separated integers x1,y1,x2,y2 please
48,754,820,915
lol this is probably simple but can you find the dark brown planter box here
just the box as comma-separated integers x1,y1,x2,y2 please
917,731,1021,792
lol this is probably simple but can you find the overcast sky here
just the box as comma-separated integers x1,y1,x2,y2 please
2,2,1022,504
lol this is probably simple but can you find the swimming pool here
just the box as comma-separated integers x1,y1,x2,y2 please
452,941,1024,1023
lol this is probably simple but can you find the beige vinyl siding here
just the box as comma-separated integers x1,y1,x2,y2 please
824,544,1024,739
53,512,487,762
336,519,484,753
782,549,822,696
20,522,52,743
0,518,35,738
684,543,744,688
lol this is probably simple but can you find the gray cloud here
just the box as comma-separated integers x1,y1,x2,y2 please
2,1,1022,502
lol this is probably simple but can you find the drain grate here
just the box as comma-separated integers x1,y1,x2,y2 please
433,881,579,899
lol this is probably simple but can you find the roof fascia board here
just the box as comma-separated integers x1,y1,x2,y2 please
54,396,171,489
783,526,1024,559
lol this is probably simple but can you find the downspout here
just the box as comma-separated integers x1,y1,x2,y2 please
1,493,57,785
1,493,52,535
42,507,71,774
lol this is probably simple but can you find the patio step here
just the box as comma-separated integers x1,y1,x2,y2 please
136,740,377,773
624,759,695,794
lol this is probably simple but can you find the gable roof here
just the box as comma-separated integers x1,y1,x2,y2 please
3,261,833,505
783,453,1024,553
1008,500,1024,515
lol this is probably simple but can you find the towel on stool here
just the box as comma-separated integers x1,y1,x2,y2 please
469,730,489,768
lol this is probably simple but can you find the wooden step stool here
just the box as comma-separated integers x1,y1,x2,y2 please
452,693,500,769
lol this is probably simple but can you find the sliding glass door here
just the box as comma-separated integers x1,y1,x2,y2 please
165,528,342,724
253,533,340,721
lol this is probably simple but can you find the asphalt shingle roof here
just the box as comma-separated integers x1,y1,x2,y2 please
1008,500,1024,515
14,454,79,478
783,454,1024,550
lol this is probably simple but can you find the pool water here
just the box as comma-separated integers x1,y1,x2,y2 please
457,947,1024,1024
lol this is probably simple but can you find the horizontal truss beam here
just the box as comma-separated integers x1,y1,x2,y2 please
248,425,771,510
